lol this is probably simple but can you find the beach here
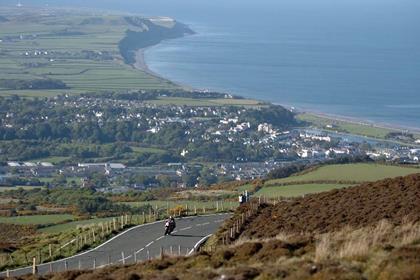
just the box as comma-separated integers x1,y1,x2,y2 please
134,48,194,91
134,45,420,137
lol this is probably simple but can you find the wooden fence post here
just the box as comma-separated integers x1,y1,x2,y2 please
121,251,125,265
49,244,52,259
32,257,37,275
92,228,96,242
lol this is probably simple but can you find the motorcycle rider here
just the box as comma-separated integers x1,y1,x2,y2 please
165,216,176,235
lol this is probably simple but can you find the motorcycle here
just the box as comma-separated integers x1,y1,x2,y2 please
164,220,176,235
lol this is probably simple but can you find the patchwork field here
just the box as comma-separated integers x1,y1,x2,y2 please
120,199,238,211
254,183,353,198
0,214,74,225
265,163,420,185
247,163,420,198
0,8,176,97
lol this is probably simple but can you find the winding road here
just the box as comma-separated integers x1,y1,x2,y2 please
0,213,230,278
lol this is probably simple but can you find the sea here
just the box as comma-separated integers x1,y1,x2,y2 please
3,0,420,129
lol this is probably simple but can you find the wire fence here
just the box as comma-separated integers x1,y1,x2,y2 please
1,200,236,276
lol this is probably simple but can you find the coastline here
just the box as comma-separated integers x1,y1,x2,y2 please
133,38,420,137
288,106,420,135
133,48,195,91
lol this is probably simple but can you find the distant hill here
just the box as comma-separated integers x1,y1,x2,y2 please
0,16,9,22
118,17,194,65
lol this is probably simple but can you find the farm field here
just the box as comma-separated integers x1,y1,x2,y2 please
254,183,353,198
120,200,238,211
297,113,420,140
0,8,177,97
146,97,264,107
296,113,396,139
0,214,74,225
30,156,71,164
0,186,45,192
265,163,420,186
130,146,167,154
39,216,117,233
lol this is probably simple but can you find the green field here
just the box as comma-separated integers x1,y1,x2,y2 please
265,163,420,186
0,186,45,192
121,200,238,211
0,9,176,97
31,156,71,164
130,146,167,154
0,214,74,225
297,113,396,139
237,184,255,192
145,97,264,107
39,216,116,233
255,183,353,198
253,163,420,198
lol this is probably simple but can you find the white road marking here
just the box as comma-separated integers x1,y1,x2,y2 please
0,213,232,277
145,241,154,247
135,248,145,254
156,236,164,241
180,226,192,231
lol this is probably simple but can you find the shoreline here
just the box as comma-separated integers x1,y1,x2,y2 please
133,48,195,91
297,108,420,135
132,35,420,137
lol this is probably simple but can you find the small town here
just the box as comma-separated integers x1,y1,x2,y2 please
1,94,419,192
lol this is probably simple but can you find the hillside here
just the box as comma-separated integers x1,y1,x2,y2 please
10,174,420,280
240,173,420,238
119,17,195,64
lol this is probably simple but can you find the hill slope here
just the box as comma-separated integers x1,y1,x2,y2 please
7,174,420,280
241,173,420,239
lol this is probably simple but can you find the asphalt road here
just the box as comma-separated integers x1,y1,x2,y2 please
0,213,230,278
